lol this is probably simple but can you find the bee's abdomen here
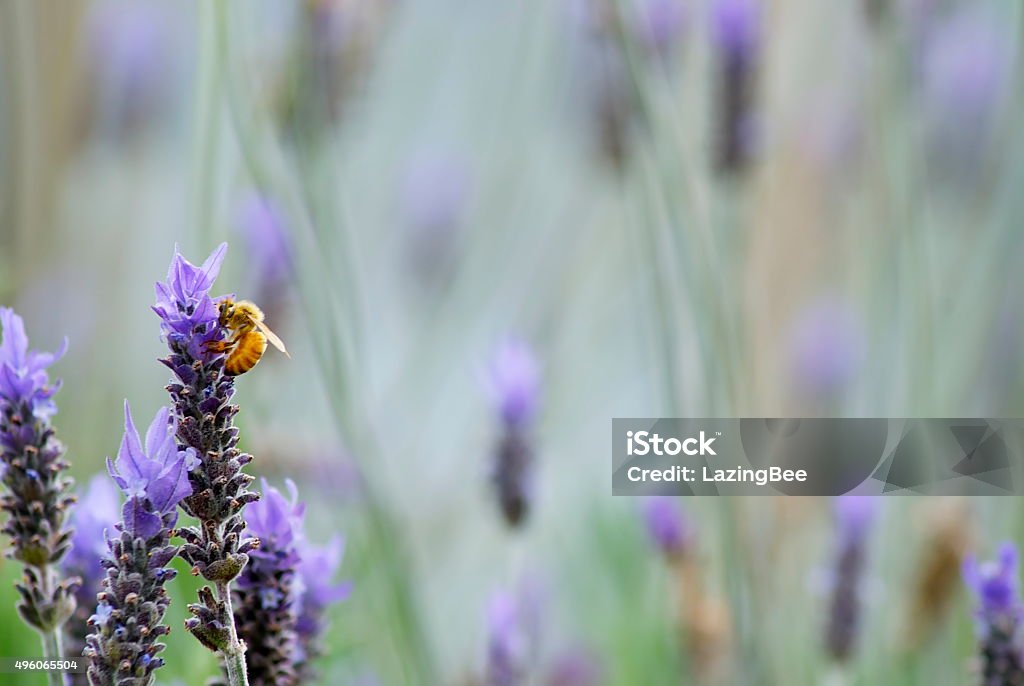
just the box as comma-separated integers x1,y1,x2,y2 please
225,331,268,376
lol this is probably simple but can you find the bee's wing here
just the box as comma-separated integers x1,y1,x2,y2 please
254,320,291,358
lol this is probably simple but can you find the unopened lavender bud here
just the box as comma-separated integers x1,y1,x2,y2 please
484,338,541,528
85,403,197,685
963,542,1024,684
824,495,878,663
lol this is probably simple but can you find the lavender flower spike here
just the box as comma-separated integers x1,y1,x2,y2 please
824,495,878,663
294,535,351,681
0,307,78,673
85,402,197,685
484,337,541,528
63,475,120,677
232,479,304,686
963,542,1024,683
153,244,258,682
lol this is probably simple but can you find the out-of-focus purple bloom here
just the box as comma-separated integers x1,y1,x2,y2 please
152,243,227,360
63,475,120,670
0,308,67,419
921,8,1012,158
85,0,183,135
824,495,878,663
234,479,306,686
106,403,196,539
234,192,292,287
85,403,192,684
486,338,542,428
295,536,352,679
709,0,760,63
547,646,604,686
963,543,1024,682
643,496,692,559
633,0,687,55
486,590,529,686
790,297,864,396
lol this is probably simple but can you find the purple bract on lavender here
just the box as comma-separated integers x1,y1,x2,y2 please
963,542,1024,684
0,308,79,657
484,337,541,528
85,403,197,685
233,479,304,686
153,244,259,681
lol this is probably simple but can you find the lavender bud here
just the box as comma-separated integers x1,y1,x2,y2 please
84,403,197,685
484,338,541,528
63,475,120,676
824,495,878,663
642,496,693,560
294,535,351,681
709,0,761,174
963,542,1024,684
153,244,260,666
0,307,79,634
232,479,304,686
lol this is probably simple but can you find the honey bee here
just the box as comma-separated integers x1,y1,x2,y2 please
206,299,290,376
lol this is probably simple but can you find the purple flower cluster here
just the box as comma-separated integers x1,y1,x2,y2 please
153,245,260,663
824,496,878,663
484,338,541,528
0,308,78,637
85,403,196,684
963,543,1024,683
62,476,119,675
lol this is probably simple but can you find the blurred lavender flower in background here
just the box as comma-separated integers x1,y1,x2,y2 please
709,0,761,174
85,403,195,684
0,308,78,645
963,542,1024,684
295,535,352,681
234,479,305,686
546,646,604,686
920,7,1013,178
62,475,119,674
486,590,530,686
824,496,878,663
233,192,293,323
484,338,541,528
632,0,687,57
84,0,183,138
642,496,692,561
400,149,472,288
789,297,864,399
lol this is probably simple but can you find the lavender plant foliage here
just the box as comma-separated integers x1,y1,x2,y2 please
232,479,304,686
63,475,120,672
295,535,351,681
824,495,878,663
85,403,197,685
963,542,1024,684
0,307,79,635
484,338,541,528
152,244,260,654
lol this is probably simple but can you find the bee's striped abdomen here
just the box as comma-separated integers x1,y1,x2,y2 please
225,331,268,376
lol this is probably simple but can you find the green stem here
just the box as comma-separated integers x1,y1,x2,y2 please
216,581,250,686
38,566,65,686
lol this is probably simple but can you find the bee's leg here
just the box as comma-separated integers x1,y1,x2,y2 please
204,332,243,353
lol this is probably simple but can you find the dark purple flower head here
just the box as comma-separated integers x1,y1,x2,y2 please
634,0,687,54
643,496,692,559
964,542,1024,629
709,0,760,63
790,297,864,396
295,535,352,641
152,243,227,360
245,478,305,568
234,193,292,286
485,338,541,428
106,402,197,538
0,307,67,419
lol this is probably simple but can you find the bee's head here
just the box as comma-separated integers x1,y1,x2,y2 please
217,298,235,326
